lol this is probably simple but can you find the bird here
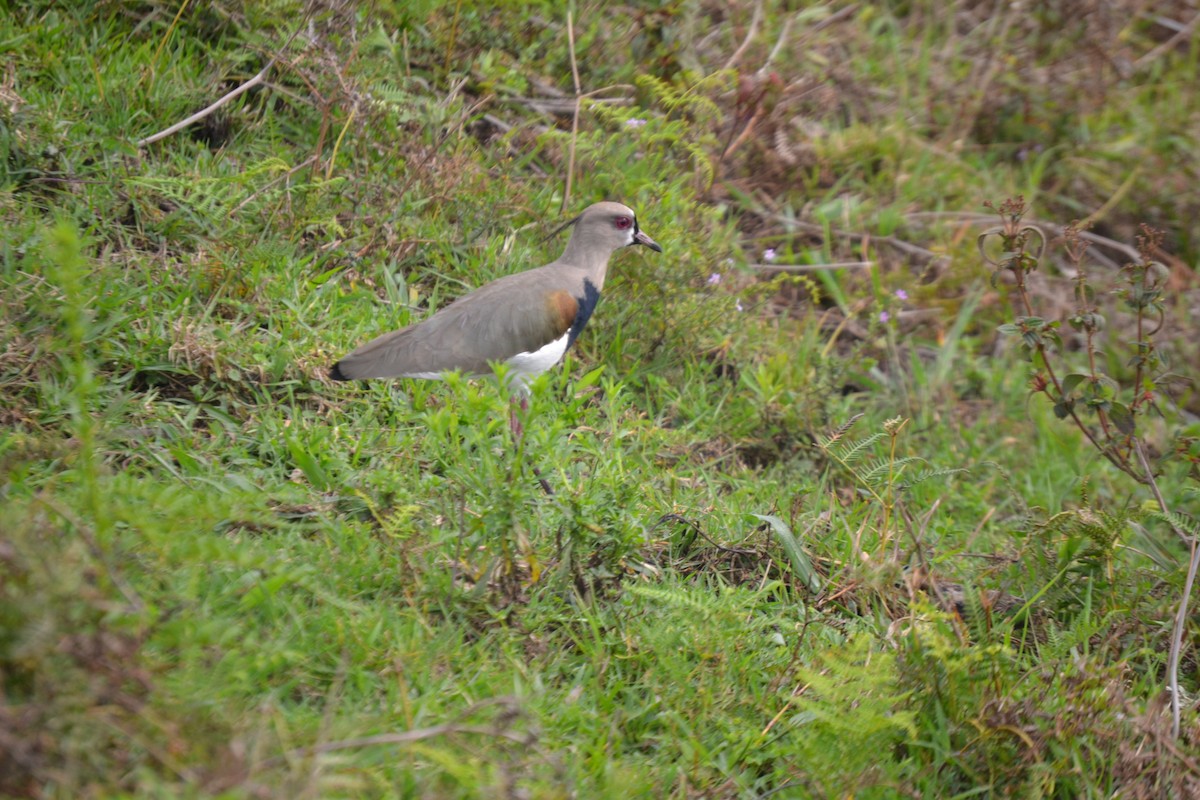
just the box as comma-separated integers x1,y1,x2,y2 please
328,201,662,390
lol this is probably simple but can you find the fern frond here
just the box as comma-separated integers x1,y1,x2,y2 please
1149,510,1200,539
683,140,715,188
960,585,991,643
1044,623,1066,653
793,634,918,748
634,74,679,106
832,433,886,464
1035,510,1079,535
858,456,922,485
899,467,968,491
129,158,292,225
626,583,723,619
370,81,434,123
586,100,628,126
819,414,864,449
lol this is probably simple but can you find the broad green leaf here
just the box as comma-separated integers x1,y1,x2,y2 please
753,514,822,594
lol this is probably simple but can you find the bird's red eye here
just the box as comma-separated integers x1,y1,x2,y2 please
614,216,633,230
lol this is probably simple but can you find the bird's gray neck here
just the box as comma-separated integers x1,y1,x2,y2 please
558,239,611,290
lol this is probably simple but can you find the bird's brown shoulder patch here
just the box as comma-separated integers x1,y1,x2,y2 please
544,290,579,336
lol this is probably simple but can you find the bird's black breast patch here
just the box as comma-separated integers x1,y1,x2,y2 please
566,280,601,349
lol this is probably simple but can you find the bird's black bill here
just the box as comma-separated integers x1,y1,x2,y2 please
633,230,663,252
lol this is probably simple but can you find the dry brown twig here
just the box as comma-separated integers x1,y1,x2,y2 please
905,210,1140,267
137,62,273,148
747,260,875,273
1134,438,1200,740
257,696,533,772
723,0,765,72
137,24,305,148
754,12,793,79
770,214,952,269
556,13,633,212
502,95,631,116
561,9,583,213
1135,12,1200,70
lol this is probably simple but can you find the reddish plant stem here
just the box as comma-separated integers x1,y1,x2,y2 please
1012,268,1136,480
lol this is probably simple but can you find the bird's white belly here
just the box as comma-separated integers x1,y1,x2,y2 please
506,331,571,384
400,371,451,380
399,331,571,387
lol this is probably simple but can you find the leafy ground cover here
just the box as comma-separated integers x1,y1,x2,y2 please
2,1,1199,796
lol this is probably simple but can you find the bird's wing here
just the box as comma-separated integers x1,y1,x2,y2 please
332,269,586,380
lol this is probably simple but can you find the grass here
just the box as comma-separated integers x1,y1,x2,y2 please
2,1,1199,797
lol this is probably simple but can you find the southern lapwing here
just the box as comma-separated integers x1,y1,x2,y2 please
329,201,662,389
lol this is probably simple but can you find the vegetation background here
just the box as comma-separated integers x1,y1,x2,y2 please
2,0,1199,796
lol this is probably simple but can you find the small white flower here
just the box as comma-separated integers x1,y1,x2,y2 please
625,118,647,128
736,299,745,312
762,248,777,262
707,273,722,285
